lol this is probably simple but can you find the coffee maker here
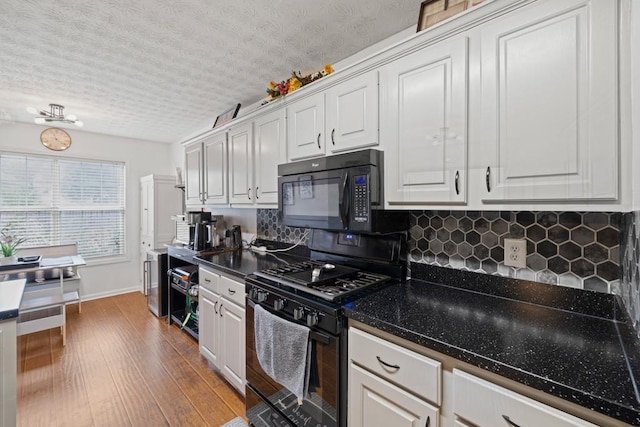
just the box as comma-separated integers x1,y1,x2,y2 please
187,212,225,251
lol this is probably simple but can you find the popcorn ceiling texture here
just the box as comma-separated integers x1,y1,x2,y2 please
0,0,419,143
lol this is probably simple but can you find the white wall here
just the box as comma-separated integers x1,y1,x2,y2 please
0,121,175,299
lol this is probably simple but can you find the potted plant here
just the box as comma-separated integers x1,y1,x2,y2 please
0,225,26,263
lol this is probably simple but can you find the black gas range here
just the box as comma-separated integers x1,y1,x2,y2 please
245,229,406,427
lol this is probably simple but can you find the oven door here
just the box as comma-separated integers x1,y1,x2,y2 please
246,301,339,427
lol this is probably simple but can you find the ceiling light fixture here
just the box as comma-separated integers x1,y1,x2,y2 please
30,104,83,127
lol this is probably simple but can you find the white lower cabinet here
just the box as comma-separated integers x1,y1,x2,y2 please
453,369,596,427
350,363,439,427
349,327,441,427
198,267,246,396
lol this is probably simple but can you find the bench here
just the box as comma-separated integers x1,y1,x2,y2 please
5,244,85,346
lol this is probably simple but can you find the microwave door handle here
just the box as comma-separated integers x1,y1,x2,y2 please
339,172,350,229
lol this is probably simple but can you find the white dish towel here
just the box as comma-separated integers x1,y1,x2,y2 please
254,304,311,405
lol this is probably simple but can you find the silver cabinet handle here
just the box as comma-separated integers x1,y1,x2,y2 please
486,167,492,192
317,133,321,149
455,170,460,195
331,129,335,145
376,356,400,370
502,415,521,427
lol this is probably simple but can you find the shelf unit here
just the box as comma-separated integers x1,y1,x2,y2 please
167,247,199,340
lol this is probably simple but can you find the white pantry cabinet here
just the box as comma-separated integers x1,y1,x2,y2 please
287,92,325,161
140,174,180,251
381,35,468,205
325,70,379,153
479,0,618,202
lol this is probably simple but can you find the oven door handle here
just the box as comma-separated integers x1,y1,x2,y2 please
248,300,335,345
338,171,350,230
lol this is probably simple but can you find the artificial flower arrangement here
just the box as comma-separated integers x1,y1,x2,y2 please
265,64,334,102
0,225,26,257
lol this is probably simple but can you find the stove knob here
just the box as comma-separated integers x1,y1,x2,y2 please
293,307,305,321
257,290,268,303
248,288,258,300
306,312,319,327
273,299,285,311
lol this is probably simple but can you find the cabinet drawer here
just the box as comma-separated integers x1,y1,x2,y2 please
219,275,245,307
199,267,219,293
453,369,597,427
349,327,441,405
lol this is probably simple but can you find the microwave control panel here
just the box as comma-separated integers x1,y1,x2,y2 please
354,175,369,222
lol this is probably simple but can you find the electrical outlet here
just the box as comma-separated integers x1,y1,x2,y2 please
504,238,527,268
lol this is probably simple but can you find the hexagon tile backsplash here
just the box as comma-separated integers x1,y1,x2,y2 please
409,211,621,292
620,212,640,334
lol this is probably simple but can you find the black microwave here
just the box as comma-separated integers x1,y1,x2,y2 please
277,149,408,233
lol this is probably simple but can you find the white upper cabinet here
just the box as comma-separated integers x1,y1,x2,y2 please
286,92,325,160
203,133,228,204
381,35,468,205
229,122,254,205
480,0,618,202
254,109,286,205
184,143,203,206
325,71,379,153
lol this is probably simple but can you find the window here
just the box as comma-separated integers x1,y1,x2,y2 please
0,153,126,259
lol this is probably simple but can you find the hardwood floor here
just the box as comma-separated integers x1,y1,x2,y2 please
17,292,246,427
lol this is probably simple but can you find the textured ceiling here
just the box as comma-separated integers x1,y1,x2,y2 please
0,0,420,143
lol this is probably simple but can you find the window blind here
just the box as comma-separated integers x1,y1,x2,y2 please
0,153,125,259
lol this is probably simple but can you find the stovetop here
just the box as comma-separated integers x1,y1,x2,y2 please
253,260,391,302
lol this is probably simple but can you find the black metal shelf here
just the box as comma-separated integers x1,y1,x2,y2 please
170,309,198,340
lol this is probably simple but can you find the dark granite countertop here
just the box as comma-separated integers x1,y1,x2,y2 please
345,264,640,425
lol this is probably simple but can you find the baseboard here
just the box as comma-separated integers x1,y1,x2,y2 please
80,287,140,302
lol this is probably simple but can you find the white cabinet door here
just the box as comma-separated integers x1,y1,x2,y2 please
254,109,286,205
220,298,246,395
185,143,203,205
381,36,468,205
203,133,228,204
349,363,439,427
326,71,378,153
199,286,221,369
140,179,152,239
480,0,617,202
287,92,325,160
229,123,254,205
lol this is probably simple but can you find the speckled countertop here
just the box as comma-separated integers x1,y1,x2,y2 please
345,263,640,425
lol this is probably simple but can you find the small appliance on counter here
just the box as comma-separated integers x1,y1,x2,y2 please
181,211,225,251
225,225,242,249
